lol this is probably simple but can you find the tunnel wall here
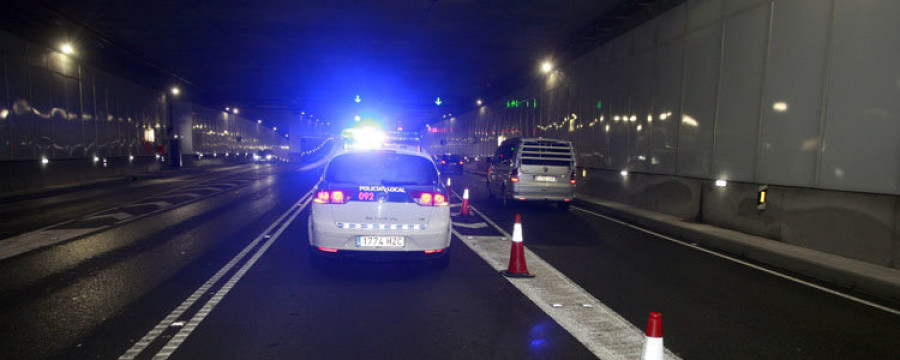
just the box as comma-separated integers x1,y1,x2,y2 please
174,102,289,166
0,30,288,193
425,0,900,268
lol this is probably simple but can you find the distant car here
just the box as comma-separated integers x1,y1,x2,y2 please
308,147,451,268
487,138,576,210
254,150,276,163
436,154,465,174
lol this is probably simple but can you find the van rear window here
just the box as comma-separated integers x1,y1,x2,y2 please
521,159,572,166
326,152,438,185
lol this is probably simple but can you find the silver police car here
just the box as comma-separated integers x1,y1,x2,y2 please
308,147,451,268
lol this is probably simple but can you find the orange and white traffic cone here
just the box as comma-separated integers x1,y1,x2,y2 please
501,214,534,278
641,312,664,360
461,187,471,216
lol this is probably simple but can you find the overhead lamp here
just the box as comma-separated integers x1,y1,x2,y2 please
476,99,483,106
541,61,553,74
232,108,239,114
257,119,262,124
60,43,75,55
170,87,180,96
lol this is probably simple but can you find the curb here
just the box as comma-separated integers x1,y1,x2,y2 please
573,194,900,304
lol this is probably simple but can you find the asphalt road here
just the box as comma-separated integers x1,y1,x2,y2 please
0,162,898,359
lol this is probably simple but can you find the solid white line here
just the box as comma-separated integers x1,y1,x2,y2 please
451,222,489,229
571,206,900,317
151,193,313,359
118,188,315,360
451,228,680,359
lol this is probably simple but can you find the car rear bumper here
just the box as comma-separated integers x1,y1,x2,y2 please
509,183,575,202
308,215,452,252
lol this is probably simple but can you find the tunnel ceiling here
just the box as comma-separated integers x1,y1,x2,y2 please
2,0,679,128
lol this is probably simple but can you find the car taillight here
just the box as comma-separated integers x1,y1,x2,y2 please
314,191,330,204
441,160,446,164
413,191,448,206
420,192,433,205
314,190,347,204
331,190,346,204
570,172,576,185
458,161,464,165
510,169,519,183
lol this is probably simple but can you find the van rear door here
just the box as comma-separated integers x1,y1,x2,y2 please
517,140,574,183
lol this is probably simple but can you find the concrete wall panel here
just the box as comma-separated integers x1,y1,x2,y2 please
758,0,832,187
713,3,769,182
629,50,653,172
687,0,722,31
650,38,683,174
724,0,767,16
678,24,721,177
821,0,900,194
781,187,896,265
656,4,686,43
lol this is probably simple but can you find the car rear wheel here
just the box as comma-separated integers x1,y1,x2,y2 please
558,202,571,211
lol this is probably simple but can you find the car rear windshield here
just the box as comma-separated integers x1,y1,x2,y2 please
326,152,438,185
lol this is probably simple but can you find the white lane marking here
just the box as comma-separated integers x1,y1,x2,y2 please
0,168,257,259
572,206,900,317
151,193,314,359
156,193,202,200
118,188,315,359
87,212,132,221
451,222,489,229
124,201,172,209
451,227,680,360
446,191,680,359
0,229,95,257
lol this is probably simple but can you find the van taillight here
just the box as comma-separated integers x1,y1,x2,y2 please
510,169,520,183
570,172,576,185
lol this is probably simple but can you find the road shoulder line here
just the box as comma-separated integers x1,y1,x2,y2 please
450,192,680,359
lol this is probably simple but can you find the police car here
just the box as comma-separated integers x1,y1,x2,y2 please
308,146,451,268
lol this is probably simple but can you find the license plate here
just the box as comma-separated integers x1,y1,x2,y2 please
357,236,405,247
535,175,557,182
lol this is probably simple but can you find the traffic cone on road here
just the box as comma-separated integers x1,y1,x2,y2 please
641,312,664,360
461,187,471,216
501,214,534,278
